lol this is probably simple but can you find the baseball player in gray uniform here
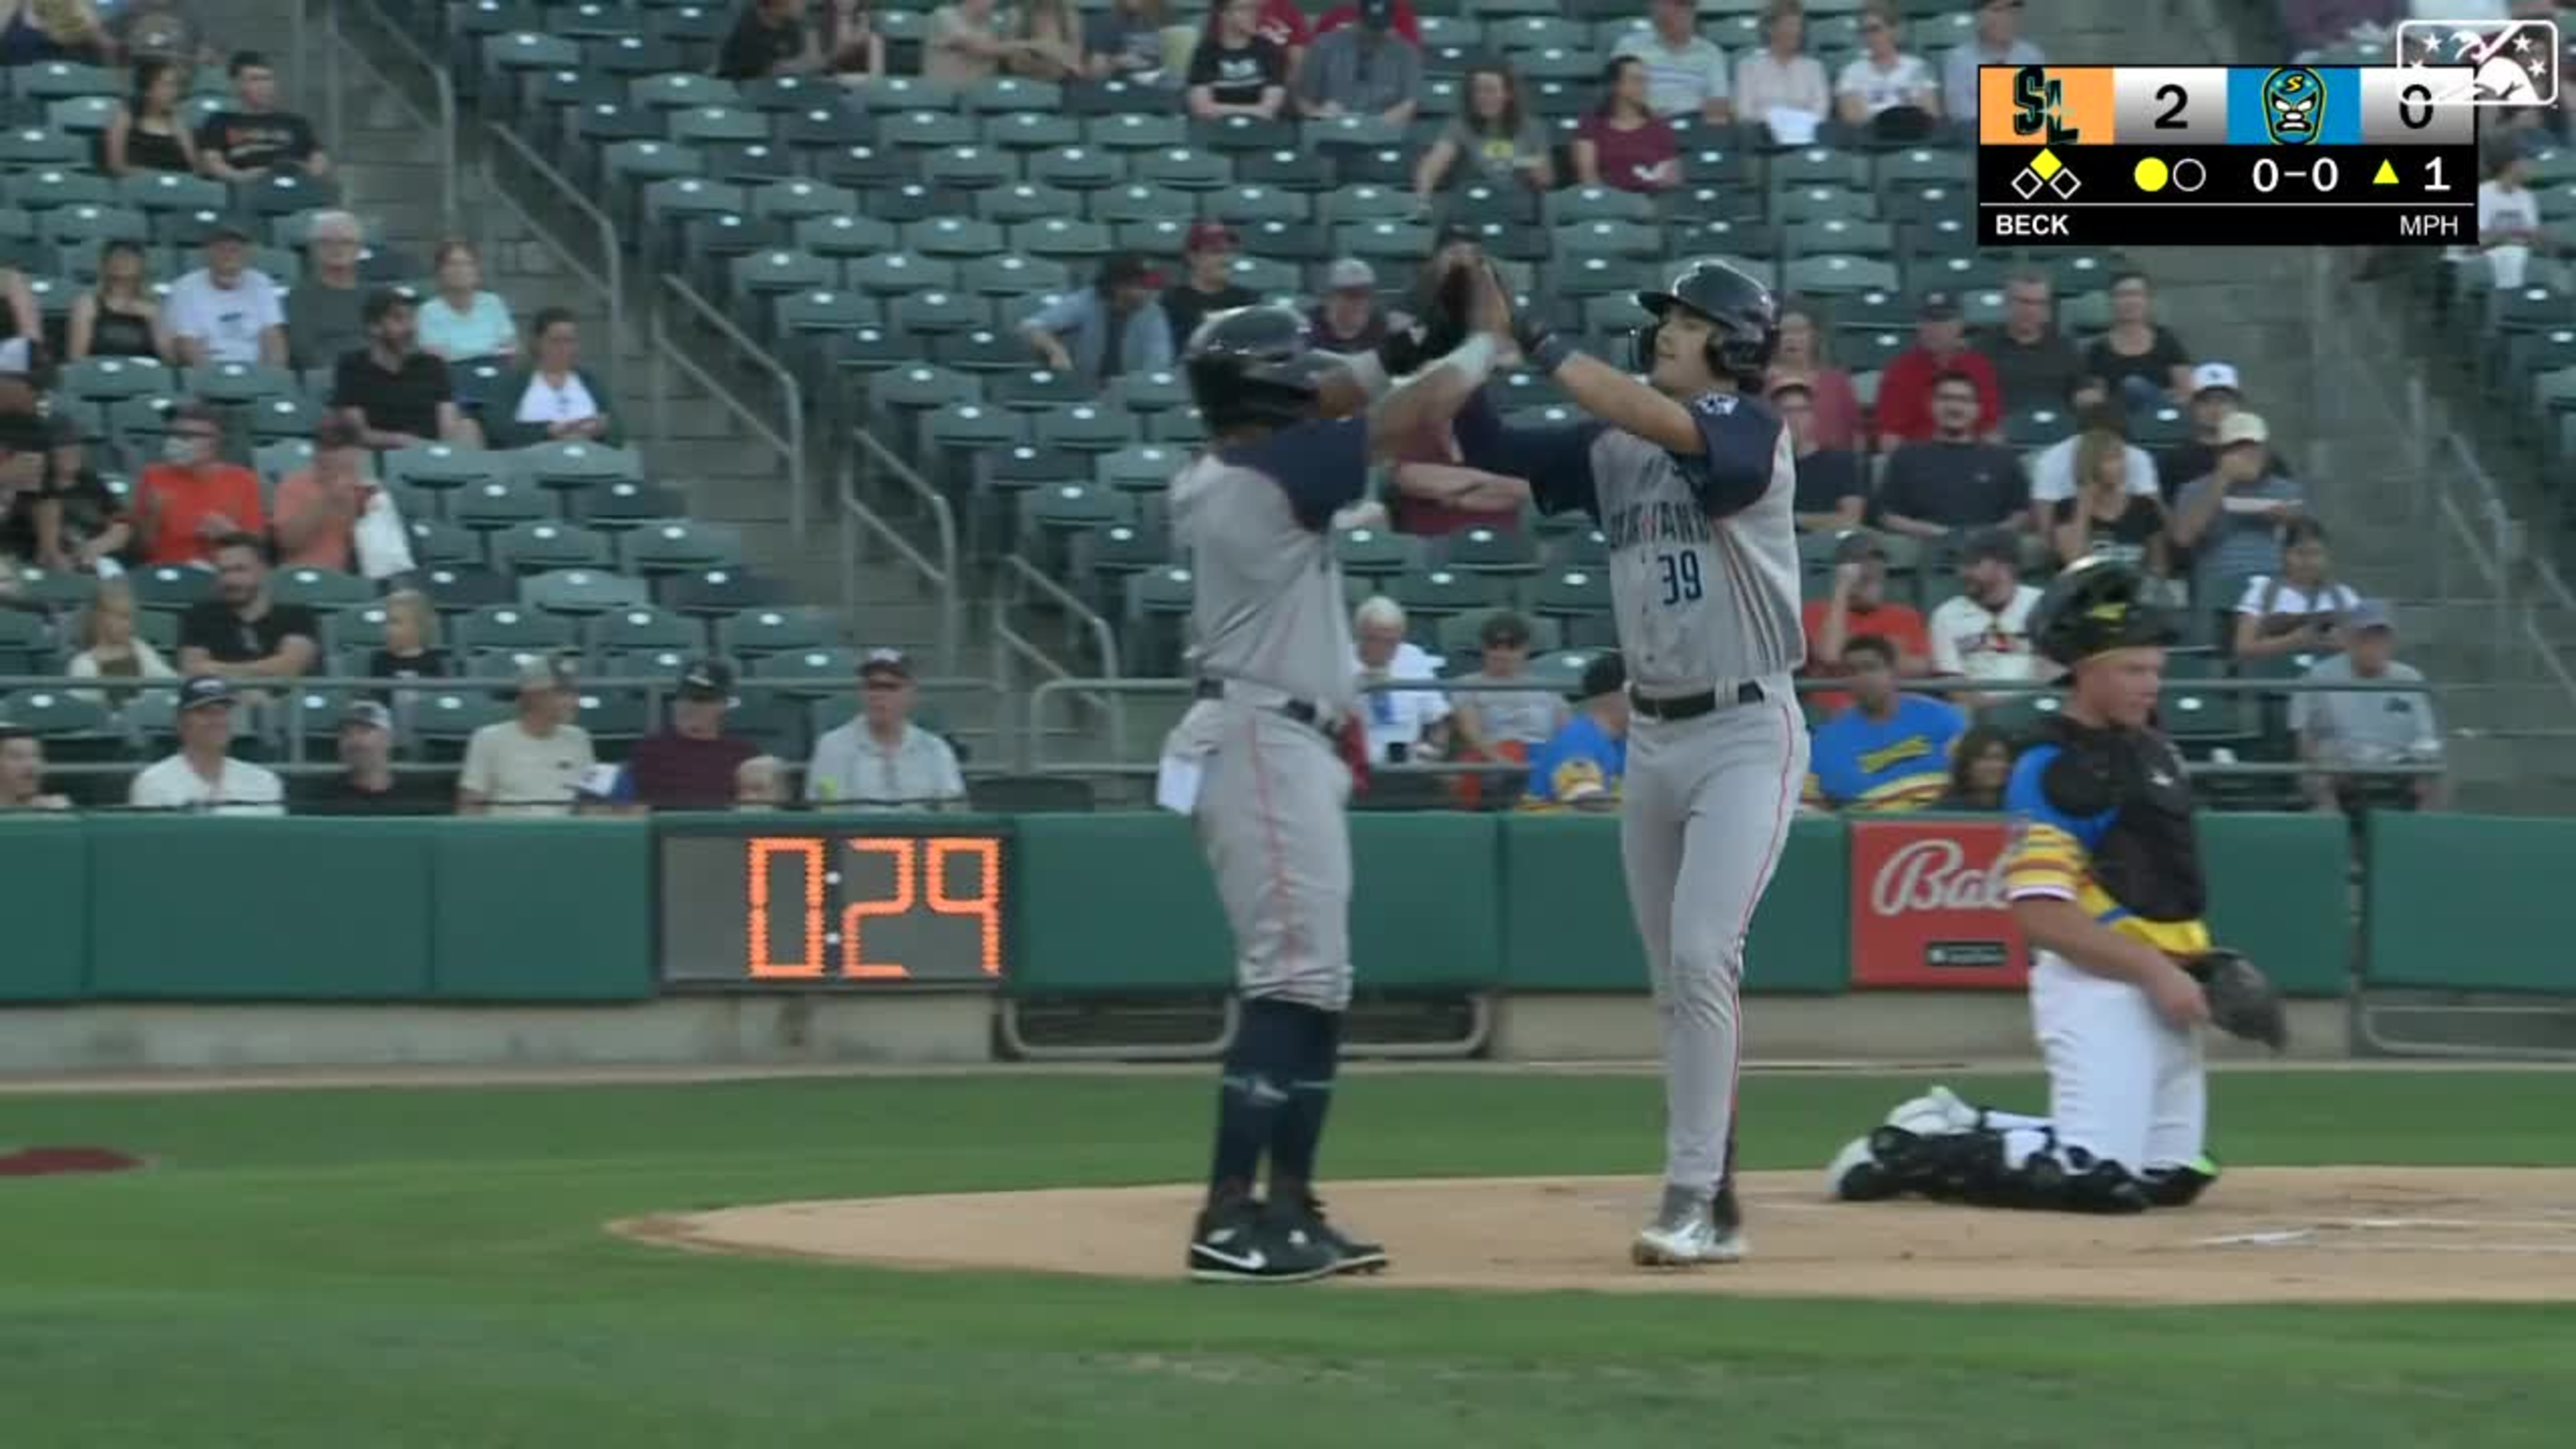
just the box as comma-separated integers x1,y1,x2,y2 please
1449,260,1809,1267
1167,279,1527,1285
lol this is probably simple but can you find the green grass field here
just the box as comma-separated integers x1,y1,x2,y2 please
4,1068,2572,1447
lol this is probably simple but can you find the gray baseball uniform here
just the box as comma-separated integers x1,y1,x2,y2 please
1165,415,1370,1013
1455,387,1809,1194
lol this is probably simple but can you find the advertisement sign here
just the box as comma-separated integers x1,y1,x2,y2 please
1847,817,2030,990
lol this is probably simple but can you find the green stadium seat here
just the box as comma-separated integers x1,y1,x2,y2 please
960,251,1070,298
1094,443,1187,494
404,519,483,570
976,180,1082,225
718,606,839,657
985,111,1082,152
1335,527,1422,581
515,441,645,496
848,249,959,294
595,605,705,656
451,477,553,532
457,604,581,654
385,444,508,499
270,567,375,612
580,480,688,533
410,690,514,760
492,521,616,575
12,566,99,616
1029,402,1137,453
1390,566,1503,619
126,564,209,612
622,519,744,575
1440,525,1540,576
884,110,978,151
750,646,867,694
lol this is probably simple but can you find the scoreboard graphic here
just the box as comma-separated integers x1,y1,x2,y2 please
1976,64,2482,246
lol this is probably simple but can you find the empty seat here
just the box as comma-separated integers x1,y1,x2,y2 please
623,519,745,574
492,521,616,574
718,606,839,656
455,603,581,653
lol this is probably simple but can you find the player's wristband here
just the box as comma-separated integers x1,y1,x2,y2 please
1441,333,1499,387
1341,350,1394,401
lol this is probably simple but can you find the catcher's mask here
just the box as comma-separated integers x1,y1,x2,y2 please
1184,304,1340,434
1631,259,1781,389
2028,556,2180,667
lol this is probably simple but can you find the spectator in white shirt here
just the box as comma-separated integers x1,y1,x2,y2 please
2026,390,2161,527
806,648,968,810
1734,1,1830,143
486,308,618,449
1940,0,2042,125
2233,516,2361,662
128,676,286,815
1447,610,1570,758
1834,0,1939,141
457,655,598,816
1927,527,2048,707
164,217,286,369
1351,594,1452,763
1614,0,1733,124
2471,149,2564,292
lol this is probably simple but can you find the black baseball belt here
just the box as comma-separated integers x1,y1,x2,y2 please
1194,678,1344,741
1626,680,1768,723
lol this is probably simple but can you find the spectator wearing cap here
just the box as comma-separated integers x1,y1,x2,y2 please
458,656,597,816
1770,381,1863,532
1870,293,2000,448
1161,222,1261,355
617,659,763,810
334,288,477,452
1802,635,1965,813
269,416,373,573
2050,424,2170,574
1019,253,1175,391
2170,411,2305,627
293,702,450,814
1927,527,2048,707
128,677,286,816
2294,600,2448,817
1309,258,1391,352
717,0,826,79
1188,0,1290,121
1764,303,1863,453
486,308,619,450
1614,0,1733,124
1801,530,1931,712
0,725,70,812
1978,269,2084,418
176,532,318,682
1352,595,1452,764
1520,652,1630,812
1874,370,2028,540
1941,0,2041,125
194,51,329,180
285,211,369,372
1733,2,1830,144
1295,0,1420,123
1833,0,1938,142
1575,55,1680,194
165,218,286,369
1448,611,1571,761
1416,61,1552,197
806,649,968,810
2084,270,2193,410
134,404,262,568
2232,516,2360,662
2157,361,2293,501
2026,383,2162,524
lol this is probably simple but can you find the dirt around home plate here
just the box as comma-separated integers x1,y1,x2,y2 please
617,1168,2576,1304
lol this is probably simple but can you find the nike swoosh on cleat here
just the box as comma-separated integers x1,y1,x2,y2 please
1192,1244,1270,1271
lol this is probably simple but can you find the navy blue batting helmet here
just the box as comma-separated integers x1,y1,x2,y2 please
1185,305,1340,433
1632,260,1782,388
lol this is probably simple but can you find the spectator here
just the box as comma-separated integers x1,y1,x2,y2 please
0,0,107,66
1314,0,1416,40
1416,61,1549,196
2170,411,2304,626
1771,380,1863,532
2027,387,2162,523
0,725,69,811
1803,635,1964,812
2232,516,2360,662
805,648,968,810
1870,292,1999,447
166,218,286,368
819,0,886,78
1521,651,1629,811
1232,0,1312,70
2084,270,2193,410
1019,253,1175,390
100,56,199,177
284,210,368,372
1763,302,1862,451
1161,222,1259,354
196,51,329,180
1614,0,1732,124
1295,0,1418,122
1449,611,1570,759
2295,600,2447,816
1834,0,1938,142
270,415,371,573
1573,56,1680,194
2051,424,2170,573
1800,530,1931,710
1926,527,2046,704
133,402,261,567
416,240,519,364
176,532,318,682
334,288,473,451
1188,0,1289,117
1933,724,2014,812
0,386,128,574
1083,0,1171,83
2158,361,2293,499
1875,371,2027,540
1734,0,1830,145
1941,0,2040,125
2470,149,2564,291
66,576,178,707
1009,0,1086,78
735,754,791,808
1351,594,1451,763
107,0,214,64
1978,269,2083,417
616,658,761,811
458,655,596,816
0,263,40,346
716,0,824,79
367,588,450,695
293,701,450,815
68,238,173,362
1308,258,1391,352
128,676,285,814
486,308,619,449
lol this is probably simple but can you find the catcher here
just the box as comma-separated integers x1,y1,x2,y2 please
1826,557,2287,1213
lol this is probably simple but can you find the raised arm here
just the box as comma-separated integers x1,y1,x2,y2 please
1498,308,1785,520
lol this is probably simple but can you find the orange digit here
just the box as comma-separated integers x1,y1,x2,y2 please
840,838,917,979
749,837,826,979
927,837,1003,976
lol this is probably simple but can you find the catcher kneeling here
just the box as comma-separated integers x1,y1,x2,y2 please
1827,558,2286,1214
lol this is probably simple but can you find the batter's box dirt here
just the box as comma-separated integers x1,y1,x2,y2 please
614,1168,2576,1305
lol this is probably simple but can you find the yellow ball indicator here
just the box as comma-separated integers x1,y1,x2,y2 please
2133,157,2171,193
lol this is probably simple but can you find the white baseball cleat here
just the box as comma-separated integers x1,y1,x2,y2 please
1630,1183,1745,1266
1884,1084,1980,1137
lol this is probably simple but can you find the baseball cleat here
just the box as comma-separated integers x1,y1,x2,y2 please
1187,1198,1340,1285
1631,1183,1739,1267
1706,1180,1748,1262
1884,1085,1979,1136
1290,1193,1390,1275
1825,1134,1904,1201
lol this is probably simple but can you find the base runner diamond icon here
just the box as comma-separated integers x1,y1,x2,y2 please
2011,169,2042,199
2050,170,2081,198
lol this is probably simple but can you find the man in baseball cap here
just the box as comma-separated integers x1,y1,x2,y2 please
2163,359,2296,492
170,216,286,368
129,677,287,815
1163,220,1259,354
806,648,968,810
1521,652,1630,811
1022,251,1174,388
457,655,597,816
618,657,761,811
293,700,448,815
1877,290,2002,446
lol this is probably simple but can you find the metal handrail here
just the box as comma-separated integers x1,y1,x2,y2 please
653,275,809,539
992,555,1121,768
841,428,961,676
324,0,460,236
479,122,625,364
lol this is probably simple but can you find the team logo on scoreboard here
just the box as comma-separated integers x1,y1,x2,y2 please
2399,18,2561,106
2260,66,2326,144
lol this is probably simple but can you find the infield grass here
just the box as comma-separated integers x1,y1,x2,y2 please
2,1069,2572,1448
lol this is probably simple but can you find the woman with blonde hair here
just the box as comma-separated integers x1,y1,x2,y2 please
2052,428,2169,574
67,576,178,707
367,588,449,698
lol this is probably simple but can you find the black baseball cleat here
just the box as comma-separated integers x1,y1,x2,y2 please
1292,1193,1390,1275
1187,1197,1339,1285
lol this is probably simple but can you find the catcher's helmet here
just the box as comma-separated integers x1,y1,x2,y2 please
1185,304,1340,434
1632,259,1781,388
2028,556,2181,667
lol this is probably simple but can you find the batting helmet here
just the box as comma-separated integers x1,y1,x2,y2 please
2027,556,2180,667
1185,305,1340,434
1631,260,1782,388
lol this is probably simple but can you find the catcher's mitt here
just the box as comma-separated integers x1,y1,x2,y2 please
2187,949,2287,1051
1375,259,1477,377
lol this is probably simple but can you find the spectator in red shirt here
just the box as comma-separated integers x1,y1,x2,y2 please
134,400,262,567
1312,0,1414,41
618,658,761,810
1573,56,1679,194
1799,530,1932,712
1870,292,2000,448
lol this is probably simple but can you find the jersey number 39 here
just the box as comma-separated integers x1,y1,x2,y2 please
1656,551,1704,606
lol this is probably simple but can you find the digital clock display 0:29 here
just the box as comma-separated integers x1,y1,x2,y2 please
656,827,1008,986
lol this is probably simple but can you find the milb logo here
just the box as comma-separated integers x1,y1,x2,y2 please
2399,17,2561,105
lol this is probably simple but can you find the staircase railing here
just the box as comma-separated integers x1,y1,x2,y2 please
650,276,808,538
841,429,961,676
478,123,624,362
992,555,1122,768
322,0,460,236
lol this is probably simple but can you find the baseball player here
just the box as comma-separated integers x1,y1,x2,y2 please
1444,260,1809,1267
1167,282,1528,1285
1824,557,2229,1213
